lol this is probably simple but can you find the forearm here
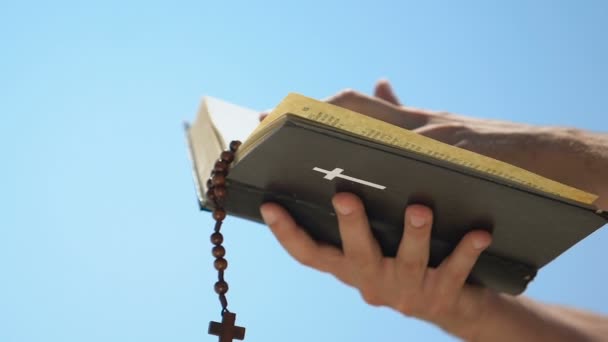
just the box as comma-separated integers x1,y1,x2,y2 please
322,88,608,340
470,293,608,342
535,128,608,209
477,126,608,209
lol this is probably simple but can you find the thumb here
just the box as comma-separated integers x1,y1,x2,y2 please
374,79,401,106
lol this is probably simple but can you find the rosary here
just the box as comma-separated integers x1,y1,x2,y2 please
206,140,246,342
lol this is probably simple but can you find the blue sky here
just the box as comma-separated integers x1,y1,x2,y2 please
2,1,607,341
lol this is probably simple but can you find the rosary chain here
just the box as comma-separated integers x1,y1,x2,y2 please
207,140,241,315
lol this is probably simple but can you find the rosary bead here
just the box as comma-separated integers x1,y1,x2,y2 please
229,140,242,152
212,245,226,258
206,178,213,189
214,258,228,271
220,151,234,163
206,189,217,202
210,232,223,245
212,169,226,177
214,281,229,295
213,208,226,221
214,160,228,173
214,186,227,199
212,174,226,187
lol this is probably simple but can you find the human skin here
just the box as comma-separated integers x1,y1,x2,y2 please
322,82,608,210
259,81,608,341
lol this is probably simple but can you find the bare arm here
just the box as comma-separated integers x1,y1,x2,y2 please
326,82,608,209
534,129,608,209
470,292,608,342
259,81,608,341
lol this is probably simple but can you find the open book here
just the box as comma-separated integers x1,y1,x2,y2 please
185,93,607,295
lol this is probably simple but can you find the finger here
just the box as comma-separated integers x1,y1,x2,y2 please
436,230,492,295
412,123,468,145
396,205,433,286
325,90,427,129
260,203,349,280
332,193,383,278
374,79,401,106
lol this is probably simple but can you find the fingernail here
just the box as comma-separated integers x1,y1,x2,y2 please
333,201,353,215
260,206,276,225
473,236,491,250
409,212,427,228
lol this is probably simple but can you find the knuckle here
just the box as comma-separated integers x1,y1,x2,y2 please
330,89,362,104
356,271,381,296
425,297,452,320
337,88,359,99
395,297,417,316
295,253,317,268
359,285,383,307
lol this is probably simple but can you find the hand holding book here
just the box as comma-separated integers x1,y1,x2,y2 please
317,81,608,209
257,81,608,341
261,193,494,340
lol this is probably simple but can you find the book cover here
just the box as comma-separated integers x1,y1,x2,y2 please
186,94,608,295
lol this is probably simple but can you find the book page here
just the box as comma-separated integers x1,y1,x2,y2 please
205,96,261,148
187,96,260,204
245,93,598,205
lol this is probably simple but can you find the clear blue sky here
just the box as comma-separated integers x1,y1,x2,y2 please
2,1,607,341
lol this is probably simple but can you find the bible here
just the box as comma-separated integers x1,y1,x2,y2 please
185,93,607,295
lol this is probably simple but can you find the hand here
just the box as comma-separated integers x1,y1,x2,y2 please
324,81,552,171
258,82,608,340
261,80,545,169
260,193,493,340
283,80,607,208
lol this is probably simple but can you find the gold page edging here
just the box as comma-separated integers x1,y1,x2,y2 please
244,93,597,205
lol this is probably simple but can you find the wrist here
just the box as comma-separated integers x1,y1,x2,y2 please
429,287,496,341
457,288,499,342
542,127,607,197
465,292,523,342
470,292,596,342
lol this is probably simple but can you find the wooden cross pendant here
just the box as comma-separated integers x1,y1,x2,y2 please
208,312,245,342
